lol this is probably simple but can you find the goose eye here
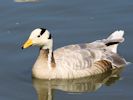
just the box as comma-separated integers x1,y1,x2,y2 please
37,35,40,37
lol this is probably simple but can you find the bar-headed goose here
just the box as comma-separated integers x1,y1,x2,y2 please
22,28,127,79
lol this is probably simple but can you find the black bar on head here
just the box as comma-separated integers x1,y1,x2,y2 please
40,28,46,35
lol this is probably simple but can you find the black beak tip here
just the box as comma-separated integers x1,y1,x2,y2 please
21,46,24,50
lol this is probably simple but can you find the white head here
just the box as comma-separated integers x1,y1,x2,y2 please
22,28,53,50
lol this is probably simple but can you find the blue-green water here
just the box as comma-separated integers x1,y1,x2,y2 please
0,0,133,100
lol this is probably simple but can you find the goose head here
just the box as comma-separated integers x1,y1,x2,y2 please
22,28,53,50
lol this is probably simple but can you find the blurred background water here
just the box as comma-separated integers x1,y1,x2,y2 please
0,0,133,100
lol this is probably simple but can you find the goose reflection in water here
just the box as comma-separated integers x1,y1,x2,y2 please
32,67,124,100
14,0,42,2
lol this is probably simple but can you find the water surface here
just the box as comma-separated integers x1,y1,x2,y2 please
0,0,133,100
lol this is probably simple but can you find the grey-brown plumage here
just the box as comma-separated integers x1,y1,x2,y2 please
22,29,127,79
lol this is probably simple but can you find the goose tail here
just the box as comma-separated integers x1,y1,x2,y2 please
104,30,125,53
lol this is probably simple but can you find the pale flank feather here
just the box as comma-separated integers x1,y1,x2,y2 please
107,30,124,40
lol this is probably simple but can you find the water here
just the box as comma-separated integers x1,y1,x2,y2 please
0,0,133,100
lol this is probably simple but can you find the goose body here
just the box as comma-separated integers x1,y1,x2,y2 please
22,28,127,79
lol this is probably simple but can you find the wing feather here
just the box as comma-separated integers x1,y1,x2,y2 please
54,44,103,70
54,41,126,71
